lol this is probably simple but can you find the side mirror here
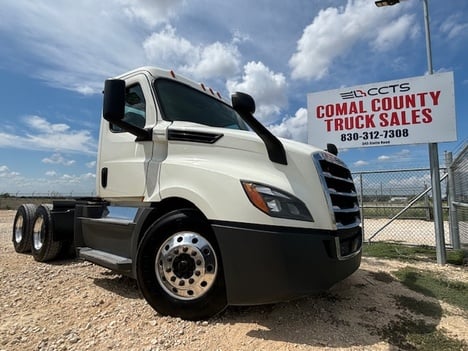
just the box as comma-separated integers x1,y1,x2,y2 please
326,143,338,156
231,91,287,165
102,79,152,141
103,79,125,123
231,92,256,114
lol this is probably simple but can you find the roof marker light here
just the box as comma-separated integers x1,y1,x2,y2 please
200,83,206,91
170,70,176,78
209,88,214,95
217,92,222,99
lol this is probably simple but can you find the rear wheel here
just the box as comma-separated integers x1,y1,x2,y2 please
31,204,62,262
136,209,227,320
12,204,37,253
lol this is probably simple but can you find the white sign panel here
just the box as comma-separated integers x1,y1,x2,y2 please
307,72,456,149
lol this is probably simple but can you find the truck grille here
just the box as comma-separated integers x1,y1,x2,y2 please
313,152,361,230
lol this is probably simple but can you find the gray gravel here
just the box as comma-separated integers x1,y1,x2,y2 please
1,210,467,350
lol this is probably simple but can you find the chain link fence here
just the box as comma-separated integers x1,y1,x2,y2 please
353,142,467,248
353,168,450,247
448,143,468,247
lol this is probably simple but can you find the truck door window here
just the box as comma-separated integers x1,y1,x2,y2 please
155,79,248,130
110,84,146,132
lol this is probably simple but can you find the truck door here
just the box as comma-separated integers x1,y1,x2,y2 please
97,74,156,201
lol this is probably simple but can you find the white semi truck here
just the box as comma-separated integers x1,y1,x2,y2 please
12,67,362,320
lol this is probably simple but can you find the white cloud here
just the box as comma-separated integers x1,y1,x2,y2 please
0,165,21,178
0,116,96,154
82,173,96,180
1,171,96,195
372,14,418,52
289,0,414,80
440,15,468,40
143,26,241,80
119,0,183,28
269,108,308,143
378,149,411,162
187,42,241,79
378,155,391,161
227,62,287,124
60,173,96,183
354,160,369,167
42,153,76,166
143,26,195,68
27,116,70,133
398,149,411,157
0,1,184,94
86,161,97,169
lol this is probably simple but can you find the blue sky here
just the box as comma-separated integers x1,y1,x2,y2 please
0,0,466,195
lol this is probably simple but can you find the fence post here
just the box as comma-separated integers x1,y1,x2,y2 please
445,151,460,249
424,183,431,221
359,173,365,241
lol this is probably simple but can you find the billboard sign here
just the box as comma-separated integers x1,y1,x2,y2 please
307,72,456,148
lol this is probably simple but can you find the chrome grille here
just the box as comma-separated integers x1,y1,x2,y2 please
313,152,361,230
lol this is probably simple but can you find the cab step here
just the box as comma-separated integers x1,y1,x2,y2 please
78,247,132,273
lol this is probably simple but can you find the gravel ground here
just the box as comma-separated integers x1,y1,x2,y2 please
363,218,452,246
1,210,467,351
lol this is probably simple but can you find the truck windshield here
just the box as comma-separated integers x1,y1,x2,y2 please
155,79,248,130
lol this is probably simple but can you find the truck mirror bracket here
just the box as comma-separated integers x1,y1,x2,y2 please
232,92,287,165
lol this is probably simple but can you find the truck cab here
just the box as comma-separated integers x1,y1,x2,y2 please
12,67,362,320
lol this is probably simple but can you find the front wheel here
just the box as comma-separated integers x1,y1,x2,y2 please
136,209,227,320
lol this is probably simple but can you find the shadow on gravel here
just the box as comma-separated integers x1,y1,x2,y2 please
47,258,86,267
93,272,141,300
215,268,445,350
44,257,455,350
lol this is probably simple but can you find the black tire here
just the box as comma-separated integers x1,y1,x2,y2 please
12,204,37,253
31,204,62,262
136,209,227,320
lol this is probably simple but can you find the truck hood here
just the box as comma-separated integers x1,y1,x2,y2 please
167,121,325,161
163,121,349,230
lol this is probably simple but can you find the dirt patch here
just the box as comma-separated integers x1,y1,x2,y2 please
0,210,467,350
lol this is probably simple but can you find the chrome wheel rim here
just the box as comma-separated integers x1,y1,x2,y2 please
14,216,24,243
155,231,217,300
33,216,44,251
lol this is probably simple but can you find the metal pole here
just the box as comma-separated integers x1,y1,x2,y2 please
445,151,460,249
423,0,433,75
359,173,365,241
423,0,446,264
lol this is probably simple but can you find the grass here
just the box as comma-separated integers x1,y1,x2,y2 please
394,295,442,319
367,270,468,350
363,242,466,265
368,271,395,283
394,267,468,311
364,242,468,350
379,315,467,351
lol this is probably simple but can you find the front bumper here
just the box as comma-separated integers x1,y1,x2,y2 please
211,221,362,305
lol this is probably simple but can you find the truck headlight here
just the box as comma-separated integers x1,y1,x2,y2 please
241,181,313,221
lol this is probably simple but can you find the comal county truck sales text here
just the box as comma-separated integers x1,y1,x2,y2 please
315,91,441,132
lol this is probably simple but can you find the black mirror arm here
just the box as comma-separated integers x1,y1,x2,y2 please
235,109,287,165
112,120,152,141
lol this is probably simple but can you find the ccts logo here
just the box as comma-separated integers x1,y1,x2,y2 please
340,83,410,99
